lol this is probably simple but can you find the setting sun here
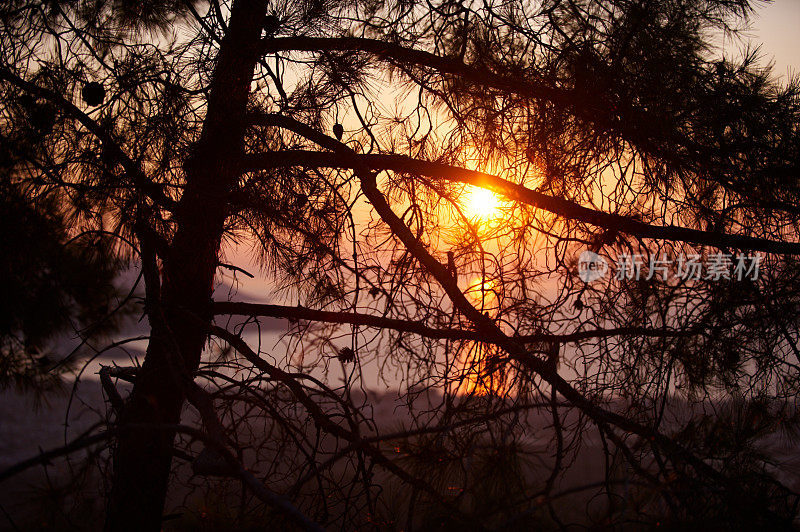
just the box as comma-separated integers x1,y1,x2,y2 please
463,186,500,219
6,0,795,527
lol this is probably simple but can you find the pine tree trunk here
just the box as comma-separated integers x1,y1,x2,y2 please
104,2,266,529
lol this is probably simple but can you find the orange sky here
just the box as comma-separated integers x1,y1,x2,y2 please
751,0,800,80
199,1,800,395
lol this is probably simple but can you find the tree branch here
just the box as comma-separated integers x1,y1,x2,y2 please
0,67,177,211
213,300,701,343
242,148,800,255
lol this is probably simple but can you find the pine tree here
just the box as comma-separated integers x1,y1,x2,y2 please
1,0,799,529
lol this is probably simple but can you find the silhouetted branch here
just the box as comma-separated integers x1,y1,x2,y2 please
213,300,702,342
243,149,800,254
0,67,177,211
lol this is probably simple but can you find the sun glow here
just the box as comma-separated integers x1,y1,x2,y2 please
465,275,496,308
463,186,500,220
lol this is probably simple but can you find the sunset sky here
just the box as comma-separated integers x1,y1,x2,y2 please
751,0,799,79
